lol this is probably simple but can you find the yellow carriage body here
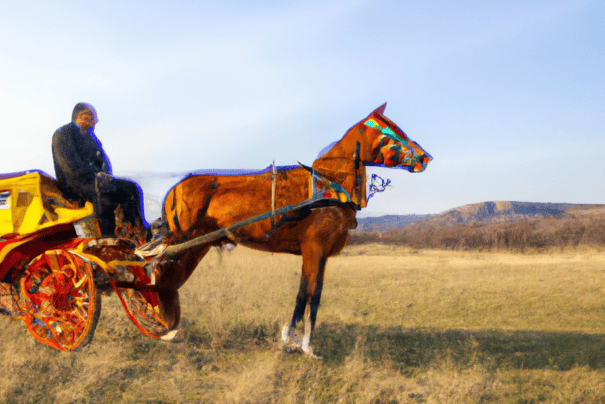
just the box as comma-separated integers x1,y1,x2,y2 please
0,171,170,352
0,171,94,237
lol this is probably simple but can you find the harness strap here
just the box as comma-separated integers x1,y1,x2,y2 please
354,141,362,210
271,161,277,227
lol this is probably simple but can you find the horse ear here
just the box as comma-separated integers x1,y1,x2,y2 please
371,103,387,116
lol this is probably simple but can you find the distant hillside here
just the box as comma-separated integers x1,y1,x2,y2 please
349,201,605,251
354,202,602,233
418,201,604,228
355,214,434,232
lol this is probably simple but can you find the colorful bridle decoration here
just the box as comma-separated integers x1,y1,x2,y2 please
366,173,392,204
364,118,421,166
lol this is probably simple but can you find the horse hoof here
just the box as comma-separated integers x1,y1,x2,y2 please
160,329,179,341
282,326,301,346
303,347,323,360
283,345,298,354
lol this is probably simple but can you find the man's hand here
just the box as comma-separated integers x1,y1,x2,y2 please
96,172,113,182
96,172,115,192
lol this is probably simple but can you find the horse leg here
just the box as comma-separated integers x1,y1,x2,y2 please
281,272,308,350
302,255,326,359
153,244,212,340
157,288,181,340
156,244,211,290
282,251,327,359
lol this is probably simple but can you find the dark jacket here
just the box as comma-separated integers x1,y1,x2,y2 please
52,122,112,203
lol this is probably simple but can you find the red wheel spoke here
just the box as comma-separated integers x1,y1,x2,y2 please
20,250,100,352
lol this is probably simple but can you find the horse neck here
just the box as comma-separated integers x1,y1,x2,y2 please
311,122,371,208
312,155,367,209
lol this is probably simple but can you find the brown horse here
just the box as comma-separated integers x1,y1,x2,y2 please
153,103,432,357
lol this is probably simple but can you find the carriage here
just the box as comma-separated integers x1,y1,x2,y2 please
0,170,173,352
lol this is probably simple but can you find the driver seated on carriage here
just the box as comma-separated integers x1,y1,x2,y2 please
52,103,148,242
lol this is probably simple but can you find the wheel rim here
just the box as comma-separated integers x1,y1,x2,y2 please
117,286,170,338
20,250,98,352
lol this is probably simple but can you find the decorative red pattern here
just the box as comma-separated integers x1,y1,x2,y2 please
0,225,81,279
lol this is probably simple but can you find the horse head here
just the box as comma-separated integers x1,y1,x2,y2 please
360,103,432,172
315,103,432,173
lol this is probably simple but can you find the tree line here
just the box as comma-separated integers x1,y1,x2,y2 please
348,213,605,251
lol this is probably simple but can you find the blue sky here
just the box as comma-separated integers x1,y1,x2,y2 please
1,1,603,219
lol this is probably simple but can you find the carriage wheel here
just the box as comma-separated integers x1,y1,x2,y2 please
19,250,101,352
115,285,170,338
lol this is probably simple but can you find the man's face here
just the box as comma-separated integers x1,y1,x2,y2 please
75,109,98,133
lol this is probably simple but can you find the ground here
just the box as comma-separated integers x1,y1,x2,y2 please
2,244,605,403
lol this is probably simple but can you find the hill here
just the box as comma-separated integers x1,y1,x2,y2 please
350,201,605,251
356,201,605,232
412,201,604,228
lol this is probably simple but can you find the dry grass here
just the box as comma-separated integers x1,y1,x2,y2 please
2,245,605,403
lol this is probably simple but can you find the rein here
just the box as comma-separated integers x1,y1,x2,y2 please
354,141,362,211
271,161,277,227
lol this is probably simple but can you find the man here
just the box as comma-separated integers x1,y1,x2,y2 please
52,102,147,238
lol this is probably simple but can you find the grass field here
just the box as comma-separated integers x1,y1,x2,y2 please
2,245,605,403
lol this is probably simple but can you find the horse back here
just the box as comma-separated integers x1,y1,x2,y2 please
163,167,311,240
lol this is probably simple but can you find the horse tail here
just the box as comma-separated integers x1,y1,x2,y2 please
164,181,184,234
163,176,220,237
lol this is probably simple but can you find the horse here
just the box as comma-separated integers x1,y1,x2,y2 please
152,103,432,358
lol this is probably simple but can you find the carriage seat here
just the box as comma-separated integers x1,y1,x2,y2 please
0,170,95,239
